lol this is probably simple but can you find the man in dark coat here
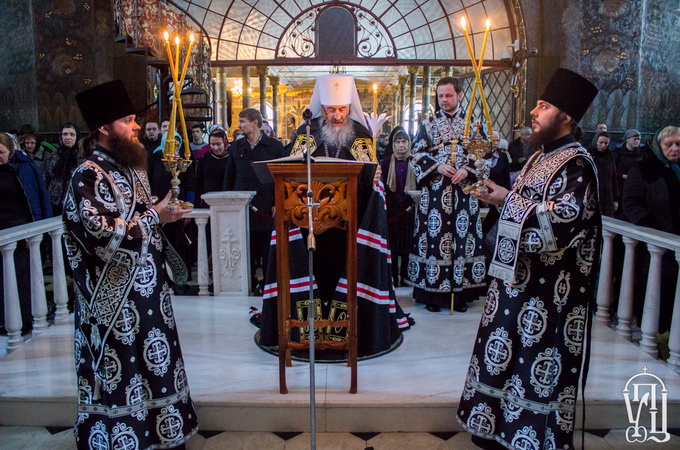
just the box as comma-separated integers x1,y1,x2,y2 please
195,129,229,208
457,68,600,450
224,108,286,294
589,131,618,217
65,80,198,449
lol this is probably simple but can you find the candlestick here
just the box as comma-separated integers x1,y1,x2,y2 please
478,19,492,137
178,34,195,89
372,83,378,115
460,18,477,137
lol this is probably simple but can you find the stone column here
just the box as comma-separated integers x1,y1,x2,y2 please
280,85,289,140
391,85,399,127
242,66,251,109
218,68,228,126
398,75,408,129
26,235,48,333
257,66,269,119
268,75,280,136
616,236,639,340
1,242,22,350
407,66,418,136
201,191,256,296
421,66,431,120
667,251,680,373
49,227,69,322
640,244,667,356
595,229,615,325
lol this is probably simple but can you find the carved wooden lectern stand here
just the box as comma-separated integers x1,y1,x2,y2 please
267,162,364,394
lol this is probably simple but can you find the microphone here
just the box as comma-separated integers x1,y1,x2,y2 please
302,109,312,121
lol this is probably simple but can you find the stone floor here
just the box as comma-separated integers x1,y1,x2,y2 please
2,426,680,449
1,287,680,448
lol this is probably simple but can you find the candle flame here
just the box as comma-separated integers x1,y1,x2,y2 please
190,33,195,43
164,31,169,41
373,83,378,93
175,36,180,46
461,17,466,30
486,18,490,30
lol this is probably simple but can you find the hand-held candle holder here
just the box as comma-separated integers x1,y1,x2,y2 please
162,31,196,211
461,125,493,195
161,153,193,211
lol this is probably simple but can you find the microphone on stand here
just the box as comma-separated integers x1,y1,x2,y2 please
302,108,313,162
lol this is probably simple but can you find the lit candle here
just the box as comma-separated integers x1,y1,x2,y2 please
372,83,378,115
461,17,477,138
478,19,493,137
178,34,195,88
174,36,181,82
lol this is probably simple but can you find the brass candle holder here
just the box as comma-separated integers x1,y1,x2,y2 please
461,125,493,195
162,153,194,211
162,31,196,211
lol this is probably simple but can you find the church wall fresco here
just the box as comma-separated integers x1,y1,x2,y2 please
0,1,39,131
32,0,114,134
528,0,679,135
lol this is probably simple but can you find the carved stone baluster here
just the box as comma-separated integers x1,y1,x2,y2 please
595,229,615,325
194,216,210,296
616,236,638,340
49,228,70,321
1,242,23,350
26,235,48,333
667,251,680,373
639,244,666,357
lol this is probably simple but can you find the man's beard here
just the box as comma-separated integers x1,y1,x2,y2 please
109,131,147,171
528,114,567,149
320,118,354,155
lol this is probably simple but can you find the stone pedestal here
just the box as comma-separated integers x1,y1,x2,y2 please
202,191,256,296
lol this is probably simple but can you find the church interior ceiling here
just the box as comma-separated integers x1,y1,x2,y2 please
168,0,516,90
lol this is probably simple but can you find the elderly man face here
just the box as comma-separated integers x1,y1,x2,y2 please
323,105,350,127
596,123,608,133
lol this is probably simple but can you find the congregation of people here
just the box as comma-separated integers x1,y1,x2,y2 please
2,81,678,331
1,70,679,449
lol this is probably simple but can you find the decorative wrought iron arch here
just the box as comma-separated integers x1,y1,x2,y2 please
276,4,397,62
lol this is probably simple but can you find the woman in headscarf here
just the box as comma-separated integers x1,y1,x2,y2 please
622,125,680,333
380,126,416,287
43,123,80,215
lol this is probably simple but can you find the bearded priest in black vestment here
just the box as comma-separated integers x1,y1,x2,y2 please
64,80,198,449
457,68,600,450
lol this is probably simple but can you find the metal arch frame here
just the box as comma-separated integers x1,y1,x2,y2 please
171,0,518,65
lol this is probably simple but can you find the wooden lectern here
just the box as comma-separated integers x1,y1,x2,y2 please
267,161,365,394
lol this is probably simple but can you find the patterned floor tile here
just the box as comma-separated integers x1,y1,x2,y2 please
284,432,367,450
204,431,285,449
367,432,448,450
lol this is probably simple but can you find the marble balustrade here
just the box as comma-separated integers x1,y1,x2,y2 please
596,216,680,371
3,205,679,373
